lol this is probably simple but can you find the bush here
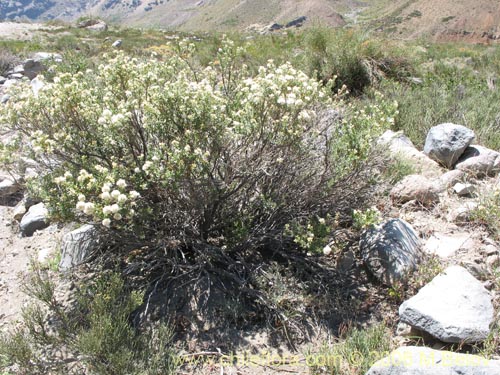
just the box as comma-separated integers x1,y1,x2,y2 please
0,50,18,77
2,38,396,255
0,265,177,375
1,39,397,342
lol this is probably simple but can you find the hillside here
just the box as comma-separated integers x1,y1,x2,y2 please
364,0,500,42
1,0,500,42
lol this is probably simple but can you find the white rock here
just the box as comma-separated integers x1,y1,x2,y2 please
366,346,500,375
112,39,122,48
453,182,475,196
0,178,21,198
424,232,474,258
399,266,493,343
59,225,99,271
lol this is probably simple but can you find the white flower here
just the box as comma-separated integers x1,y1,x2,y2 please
113,213,122,220
116,179,127,188
318,217,326,225
54,176,66,184
111,190,121,199
142,161,153,171
117,194,127,203
83,202,95,215
103,205,113,215
102,183,112,193
100,191,111,201
102,218,111,228
78,194,86,202
129,190,140,200
76,201,86,211
323,245,332,256
110,204,120,214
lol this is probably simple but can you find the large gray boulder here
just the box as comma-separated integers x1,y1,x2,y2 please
390,174,439,206
399,266,493,343
423,123,475,168
59,225,99,271
20,202,49,236
455,145,500,177
360,219,422,285
365,346,500,375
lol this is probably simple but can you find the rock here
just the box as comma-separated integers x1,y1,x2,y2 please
0,76,6,84
448,201,478,222
455,145,500,177
8,73,23,79
268,23,283,31
285,16,307,28
360,219,422,285
453,182,475,196
0,94,10,104
20,203,49,237
12,200,26,222
436,169,465,191
423,123,475,168
378,130,442,177
366,346,500,375
390,174,439,206
424,232,474,258
78,19,108,31
30,77,45,96
399,266,493,343
59,225,99,271
112,39,122,48
336,250,356,272
86,21,108,31
20,53,62,80
0,178,21,198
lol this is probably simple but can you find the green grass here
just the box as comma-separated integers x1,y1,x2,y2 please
309,323,393,375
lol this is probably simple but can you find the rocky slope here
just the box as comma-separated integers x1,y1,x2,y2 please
1,0,499,41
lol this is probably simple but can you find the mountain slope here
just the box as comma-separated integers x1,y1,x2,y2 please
364,0,500,41
0,0,499,42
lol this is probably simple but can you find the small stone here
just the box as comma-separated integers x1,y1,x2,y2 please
12,200,27,222
390,174,439,206
435,169,465,191
20,203,49,237
112,39,122,48
453,182,475,196
0,178,21,198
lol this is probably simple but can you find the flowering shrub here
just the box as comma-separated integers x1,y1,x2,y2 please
1,38,397,252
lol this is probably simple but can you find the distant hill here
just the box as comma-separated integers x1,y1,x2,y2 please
0,0,499,42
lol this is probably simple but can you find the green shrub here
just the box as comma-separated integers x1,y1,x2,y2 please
309,323,393,375
0,266,177,375
1,38,396,255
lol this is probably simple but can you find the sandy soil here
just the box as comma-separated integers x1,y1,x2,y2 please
0,205,62,328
